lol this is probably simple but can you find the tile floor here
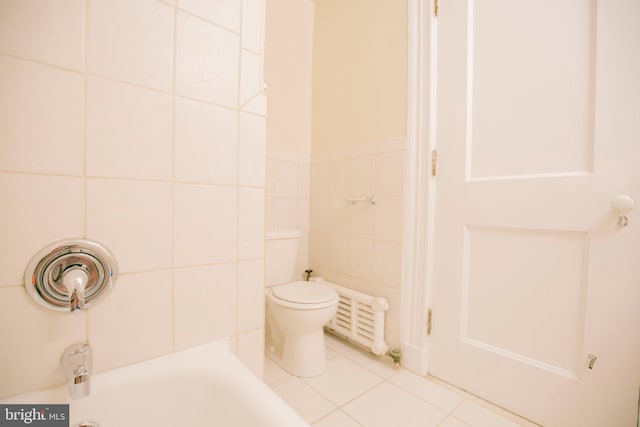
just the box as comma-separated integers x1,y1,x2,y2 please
264,333,541,427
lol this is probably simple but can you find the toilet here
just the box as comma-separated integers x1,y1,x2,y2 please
265,230,339,377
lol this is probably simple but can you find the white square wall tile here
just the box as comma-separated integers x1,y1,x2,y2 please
299,163,311,198
348,203,374,238
327,198,348,235
0,174,83,286
241,0,265,53
309,197,328,233
174,264,236,350
237,259,264,332
328,159,350,198
87,77,172,181
308,232,327,272
176,11,239,107
266,159,276,195
0,57,83,176
89,271,173,372
87,0,174,91
0,287,86,398
343,382,447,427
349,156,375,197
238,188,265,260
173,184,238,267
265,194,276,231
273,160,299,198
373,241,403,287
240,49,262,106
239,113,267,187
326,236,349,274
274,198,299,230
174,97,237,185
86,179,172,274
236,329,265,379
178,0,241,32
373,196,404,242
242,94,267,116
348,238,374,281
0,0,84,71
298,199,310,233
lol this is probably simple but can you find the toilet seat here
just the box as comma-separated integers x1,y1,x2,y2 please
269,281,339,309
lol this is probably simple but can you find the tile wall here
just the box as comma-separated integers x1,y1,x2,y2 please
309,139,406,349
266,149,311,281
0,0,266,398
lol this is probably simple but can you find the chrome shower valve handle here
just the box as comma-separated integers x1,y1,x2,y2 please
24,239,118,312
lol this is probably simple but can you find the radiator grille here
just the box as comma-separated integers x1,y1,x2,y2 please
325,283,389,355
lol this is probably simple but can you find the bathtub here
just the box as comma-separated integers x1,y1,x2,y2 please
1,341,309,427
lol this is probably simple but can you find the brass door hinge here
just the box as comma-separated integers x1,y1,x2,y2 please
435,0,439,17
431,150,438,176
427,309,433,335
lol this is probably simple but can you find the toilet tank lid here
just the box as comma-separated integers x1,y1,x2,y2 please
266,229,301,240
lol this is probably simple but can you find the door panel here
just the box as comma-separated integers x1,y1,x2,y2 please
463,226,588,377
470,0,596,179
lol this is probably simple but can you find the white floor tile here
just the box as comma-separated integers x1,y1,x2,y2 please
342,382,447,427
439,416,474,427
343,348,397,379
453,400,522,427
324,332,355,354
326,347,339,359
268,335,537,427
303,355,384,406
263,355,290,385
270,376,336,423
313,410,363,427
389,370,464,412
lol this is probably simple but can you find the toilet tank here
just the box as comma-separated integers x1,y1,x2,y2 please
265,230,301,286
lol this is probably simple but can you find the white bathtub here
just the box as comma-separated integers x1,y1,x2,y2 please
1,341,309,427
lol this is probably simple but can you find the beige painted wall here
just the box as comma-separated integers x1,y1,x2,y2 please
265,0,314,154
312,0,408,152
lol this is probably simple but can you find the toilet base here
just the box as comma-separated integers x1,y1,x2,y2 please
267,328,328,377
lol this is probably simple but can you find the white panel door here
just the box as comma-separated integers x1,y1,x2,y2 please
430,1,640,426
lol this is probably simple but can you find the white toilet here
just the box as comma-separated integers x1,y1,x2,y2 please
265,230,339,377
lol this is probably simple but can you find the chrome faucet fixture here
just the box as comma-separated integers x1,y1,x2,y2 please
61,343,92,399
24,239,118,312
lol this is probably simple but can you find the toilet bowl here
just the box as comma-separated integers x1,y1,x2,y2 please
264,230,339,377
266,281,339,377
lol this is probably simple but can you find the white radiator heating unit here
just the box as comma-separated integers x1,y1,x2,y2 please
320,280,389,355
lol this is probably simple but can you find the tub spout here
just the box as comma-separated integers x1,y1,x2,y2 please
62,343,92,399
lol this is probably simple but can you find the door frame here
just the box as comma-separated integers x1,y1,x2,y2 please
401,0,435,375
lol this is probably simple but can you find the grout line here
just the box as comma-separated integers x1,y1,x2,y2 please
169,0,178,353
82,0,90,343
176,7,242,37
234,0,245,356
